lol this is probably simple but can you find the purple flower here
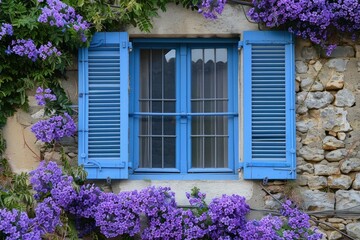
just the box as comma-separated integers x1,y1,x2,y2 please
30,161,64,200
31,112,77,143
0,23,13,40
207,194,250,239
198,0,227,19
247,0,360,55
37,0,90,41
35,87,57,106
32,197,62,234
6,39,61,61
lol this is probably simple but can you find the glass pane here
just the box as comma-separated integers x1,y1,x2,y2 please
151,50,163,99
204,116,216,135
216,49,228,98
138,48,177,169
140,137,150,168
140,116,149,135
164,116,176,135
204,137,216,168
191,116,202,135
164,137,176,168
191,49,203,99
152,137,162,168
216,137,228,168
164,49,176,99
216,116,228,135
191,137,203,168
140,50,150,99
151,116,162,135
204,49,215,99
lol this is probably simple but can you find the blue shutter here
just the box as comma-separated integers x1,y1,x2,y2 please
243,31,296,180
78,32,130,179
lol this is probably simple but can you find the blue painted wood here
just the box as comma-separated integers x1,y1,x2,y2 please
129,39,239,179
78,32,130,179
243,31,296,180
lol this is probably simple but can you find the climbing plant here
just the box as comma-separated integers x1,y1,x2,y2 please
0,0,225,126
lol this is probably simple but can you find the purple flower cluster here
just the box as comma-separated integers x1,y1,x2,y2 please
248,0,360,55
240,200,322,240
240,215,283,240
207,194,250,239
0,23,13,40
6,39,61,61
280,200,322,239
198,0,227,19
94,191,142,238
31,112,76,143
38,0,90,42
32,197,62,235
4,162,322,240
29,161,63,200
0,209,36,240
35,87,57,106
68,184,103,218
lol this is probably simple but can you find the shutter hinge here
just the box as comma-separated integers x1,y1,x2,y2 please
262,177,269,186
238,41,243,50
79,93,88,98
87,160,102,171
128,162,133,169
128,42,133,52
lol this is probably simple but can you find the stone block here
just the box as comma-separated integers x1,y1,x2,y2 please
301,46,319,60
328,175,352,190
337,132,346,141
300,77,324,91
322,136,345,150
325,149,348,162
356,45,360,58
346,222,360,239
305,92,334,109
334,89,356,107
314,161,340,176
301,189,335,211
314,61,323,72
297,163,314,174
340,158,360,174
296,119,318,133
296,60,308,73
264,193,283,210
324,46,355,58
308,176,328,190
320,107,352,132
326,59,349,72
325,73,344,90
352,173,360,190
335,190,360,210
328,231,342,240
299,146,324,161
303,129,326,145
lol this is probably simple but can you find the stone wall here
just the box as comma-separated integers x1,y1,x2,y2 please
262,40,360,240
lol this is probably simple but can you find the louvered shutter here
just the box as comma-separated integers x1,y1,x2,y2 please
242,31,296,180
78,32,130,179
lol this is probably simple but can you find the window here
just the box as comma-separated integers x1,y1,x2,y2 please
78,31,296,180
129,39,238,179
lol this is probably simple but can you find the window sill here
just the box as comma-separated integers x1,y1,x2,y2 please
128,173,239,180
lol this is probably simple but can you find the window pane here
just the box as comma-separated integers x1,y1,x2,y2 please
191,48,229,169
139,49,176,169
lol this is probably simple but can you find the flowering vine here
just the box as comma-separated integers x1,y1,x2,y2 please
248,0,360,55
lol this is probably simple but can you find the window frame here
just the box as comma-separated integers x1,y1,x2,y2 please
129,38,239,180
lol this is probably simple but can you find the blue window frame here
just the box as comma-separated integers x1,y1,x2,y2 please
78,31,295,181
129,39,239,180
